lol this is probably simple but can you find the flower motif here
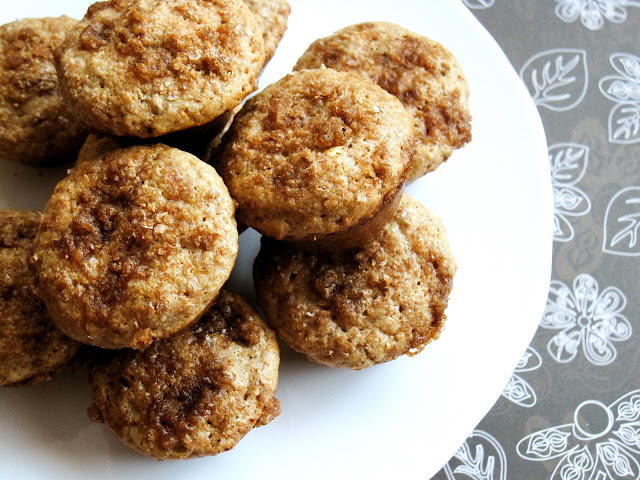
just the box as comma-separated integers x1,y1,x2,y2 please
501,347,542,407
541,274,631,366
443,430,507,480
554,0,640,31
517,390,640,479
549,143,592,242
599,53,640,144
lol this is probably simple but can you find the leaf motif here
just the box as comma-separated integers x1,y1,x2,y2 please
520,49,588,111
502,374,537,407
608,102,640,144
554,212,575,242
603,187,640,256
517,426,574,460
610,52,640,82
462,0,495,9
516,346,543,372
549,143,590,185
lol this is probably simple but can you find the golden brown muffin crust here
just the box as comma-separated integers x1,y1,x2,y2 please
219,68,415,250
88,290,280,460
0,210,82,386
243,0,290,64
253,194,457,370
0,17,88,166
56,0,264,138
33,144,238,350
294,22,471,181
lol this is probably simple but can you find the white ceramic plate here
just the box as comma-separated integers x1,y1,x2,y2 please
0,1,553,478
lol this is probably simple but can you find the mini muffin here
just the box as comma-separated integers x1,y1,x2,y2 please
0,210,82,386
243,0,291,64
0,17,88,166
56,0,264,138
294,22,471,181
76,108,239,164
253,194,456,370
33,144,238,350
87,289,280,460
219,68,416,252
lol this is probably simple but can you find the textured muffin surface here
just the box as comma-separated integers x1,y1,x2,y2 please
243,0,290,63
88,289,280,460
254,194,457,370
0,210,81,386
0,16,88,165
294,22,471,180
33,144,238,350
56,0,264,137
219,68,415,248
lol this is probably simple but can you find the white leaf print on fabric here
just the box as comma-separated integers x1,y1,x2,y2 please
549,143,592,242
443,430,507,480
517,390,640,480
501,347,542,408
603,186,640,256
599,53,640,144
554,0,640,30
520,49,588,111
462,0,495,9
541,274,632,366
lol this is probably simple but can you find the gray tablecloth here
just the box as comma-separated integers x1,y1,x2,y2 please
434,2,640,479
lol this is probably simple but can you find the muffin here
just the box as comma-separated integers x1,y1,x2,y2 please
243,0,291,64
0,210,82,386
253,194,457,370
33,144,238,350
0,16,88,166
76,108,239,164
56,0,264,138
294,22,471,181
87,289,280,460
218,68,416,252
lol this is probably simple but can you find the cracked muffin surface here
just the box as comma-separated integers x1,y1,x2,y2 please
219,68,415,252
253,194,456,370
88,289,280,460
33,144,238,350
0,210,82,386
0,16,88,166
56,0,264,138
294,22,471,181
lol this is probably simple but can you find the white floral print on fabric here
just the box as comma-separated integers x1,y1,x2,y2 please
603,186,640,256
517,389,640,479
549,143,592,242
444,430,507,480
462,0,495,9
520,49,588,111
554,0,640,31
541,274,632,366
501,347,542,408
599,53,640,144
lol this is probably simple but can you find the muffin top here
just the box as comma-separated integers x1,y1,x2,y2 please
33,144,238,350
253,194,457,370
219,68,415,247
0,16,88,166
56,0,264,138
0,210,82,386
243,0,290,64
294,22,471,181
88,289,280,460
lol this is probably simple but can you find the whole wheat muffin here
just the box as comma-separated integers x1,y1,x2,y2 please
294,22,471,181
76,108,239,164
253,194,456,370
0,17,88,166
56,0,264,138
219,68,416,252
243,0,290,64
87,289,280,460
0,210,82,386
33,144,238,350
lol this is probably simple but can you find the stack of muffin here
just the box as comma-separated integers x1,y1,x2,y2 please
0,0,470,461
